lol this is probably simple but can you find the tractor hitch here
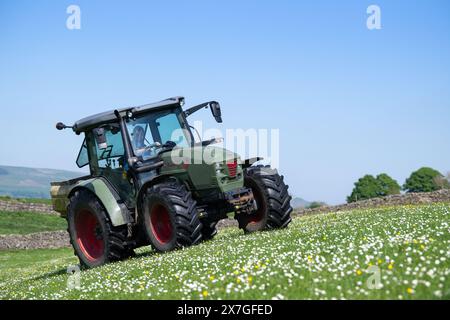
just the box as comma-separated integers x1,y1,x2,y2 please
225,187,258,215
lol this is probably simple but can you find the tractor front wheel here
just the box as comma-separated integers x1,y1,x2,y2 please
142,181,202,252
237,166,293,233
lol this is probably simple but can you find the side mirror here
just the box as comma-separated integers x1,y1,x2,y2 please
93,128,108,149
56,122,73,130
56,122,66,130
210,101,222,123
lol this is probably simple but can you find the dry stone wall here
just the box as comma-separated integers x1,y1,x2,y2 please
0,200,57,215
296,189,450,216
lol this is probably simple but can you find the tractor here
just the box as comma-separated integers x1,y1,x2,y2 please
51,97,292,268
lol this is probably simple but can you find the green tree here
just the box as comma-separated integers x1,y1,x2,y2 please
403,167,447,193
376,173,401,196
347,173,401,203
347,175,380,203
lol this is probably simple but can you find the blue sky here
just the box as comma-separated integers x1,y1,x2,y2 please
0,0,449,204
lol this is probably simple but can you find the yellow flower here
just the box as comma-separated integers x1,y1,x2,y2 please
420,245,425,250
407,288,414,294
356,269,362,276
248,276,253,283
209,275,215,281
378,259,383,265
202,290,209,297
233,270,239,275
236,278,241,284
388,263,394,270
241,267,246,272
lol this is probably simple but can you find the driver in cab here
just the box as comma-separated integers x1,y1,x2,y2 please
132,126,155,160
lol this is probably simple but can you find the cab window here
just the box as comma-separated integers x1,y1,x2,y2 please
93,127,125,170
156,113,189,148
76,139,89,168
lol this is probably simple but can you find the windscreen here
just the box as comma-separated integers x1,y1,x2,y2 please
126,108,191,159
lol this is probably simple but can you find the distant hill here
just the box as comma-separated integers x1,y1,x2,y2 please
0,165,83,199
291,197,311,209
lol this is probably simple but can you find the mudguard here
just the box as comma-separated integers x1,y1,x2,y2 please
52,177,132,227
242,157,264,169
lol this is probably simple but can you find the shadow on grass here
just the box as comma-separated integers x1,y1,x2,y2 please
132,248,159,260
26,249,157,282
30,268,68,281
27,244,204,283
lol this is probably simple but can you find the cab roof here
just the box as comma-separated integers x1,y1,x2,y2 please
72,97,185,134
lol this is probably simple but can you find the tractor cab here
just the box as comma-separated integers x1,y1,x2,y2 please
67,97,223,206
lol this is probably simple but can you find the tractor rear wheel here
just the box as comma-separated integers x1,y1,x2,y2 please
237,166,293,233
142,181,202,252
67,190,133,269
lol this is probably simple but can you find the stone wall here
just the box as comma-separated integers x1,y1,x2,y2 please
295,189,450,216
0,200,57,215
0,231,70,250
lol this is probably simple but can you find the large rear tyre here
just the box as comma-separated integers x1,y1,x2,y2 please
237,166,293,233
67,190,133,269
142,181,202,252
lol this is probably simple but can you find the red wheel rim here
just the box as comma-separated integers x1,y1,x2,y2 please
249,184,266,224
150,203,173,244
75,209,105,262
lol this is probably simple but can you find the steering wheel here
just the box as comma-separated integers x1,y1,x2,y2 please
162,141,177,149
144,142,162,151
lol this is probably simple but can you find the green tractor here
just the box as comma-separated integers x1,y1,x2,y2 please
51,97,292,268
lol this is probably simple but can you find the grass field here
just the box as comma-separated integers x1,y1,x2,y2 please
0,196,52,205
0,211,67,235
0,203,449,300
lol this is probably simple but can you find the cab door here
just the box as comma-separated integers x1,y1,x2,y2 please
87,125,136,208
